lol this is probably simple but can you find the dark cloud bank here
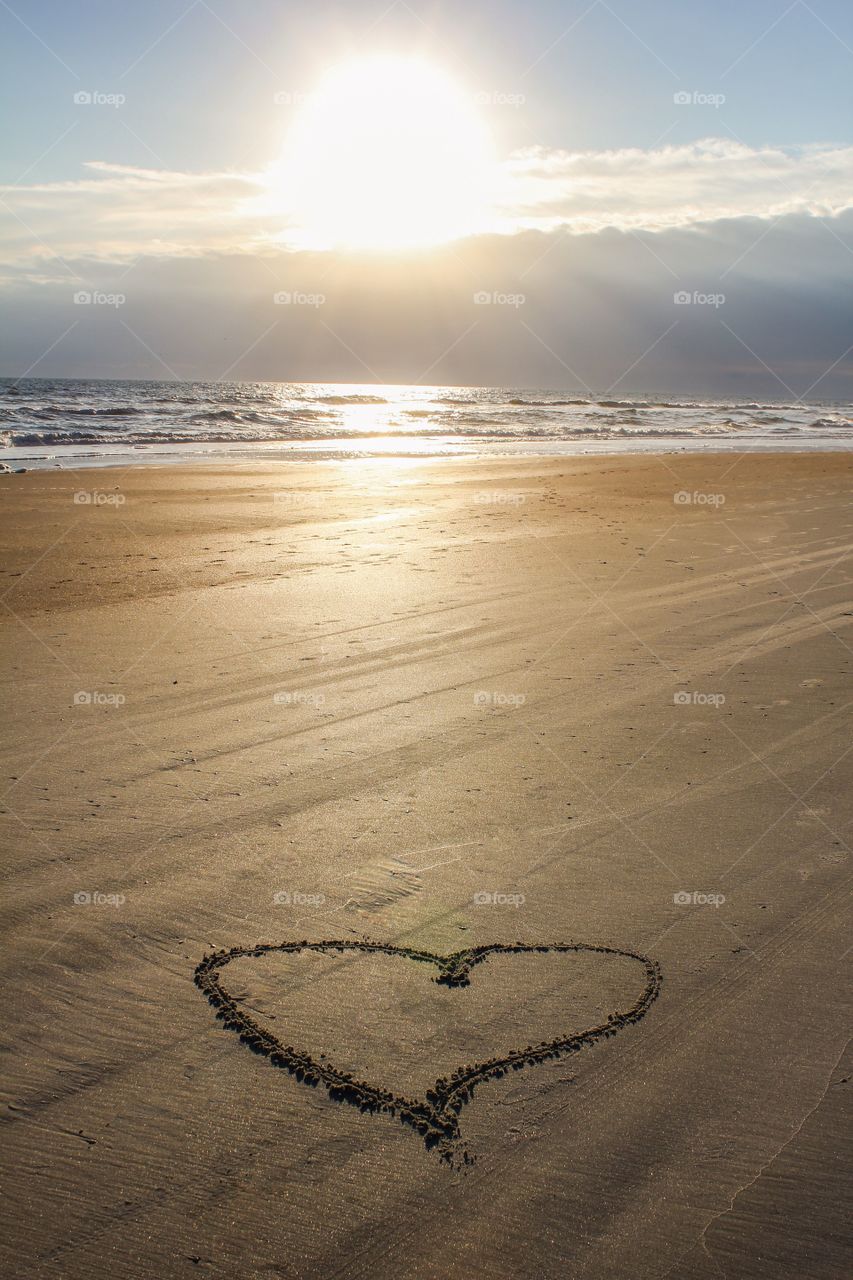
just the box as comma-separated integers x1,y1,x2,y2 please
3,211,851,396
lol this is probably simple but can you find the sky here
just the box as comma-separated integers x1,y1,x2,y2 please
1,0,852,394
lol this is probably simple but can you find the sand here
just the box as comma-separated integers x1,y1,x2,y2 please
1,452,850,1279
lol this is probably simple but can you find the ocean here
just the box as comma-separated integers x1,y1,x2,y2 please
1,378,850,470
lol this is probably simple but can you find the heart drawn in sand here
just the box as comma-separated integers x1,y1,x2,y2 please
194,940,662,1161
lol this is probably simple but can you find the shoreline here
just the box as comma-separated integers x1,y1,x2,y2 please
3,437,853,474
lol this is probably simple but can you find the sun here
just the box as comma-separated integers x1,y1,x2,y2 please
274,55,495,251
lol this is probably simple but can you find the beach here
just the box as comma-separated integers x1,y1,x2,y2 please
1,451,850,1279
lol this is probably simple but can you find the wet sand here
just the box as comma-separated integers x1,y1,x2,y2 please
1,452,850,1279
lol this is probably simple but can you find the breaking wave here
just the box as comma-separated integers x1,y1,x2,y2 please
1,378,850,468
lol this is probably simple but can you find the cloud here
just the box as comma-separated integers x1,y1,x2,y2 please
0,162,267,273
495,139,853,233
1,139,852,276
1,210,850,394
1,137,850,391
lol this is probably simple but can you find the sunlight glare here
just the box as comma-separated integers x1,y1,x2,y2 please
274,56,495,251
